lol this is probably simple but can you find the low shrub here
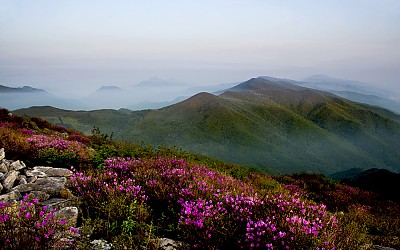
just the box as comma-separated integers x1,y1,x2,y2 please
0,194,79,249
70,157,361,249
26,134,94,168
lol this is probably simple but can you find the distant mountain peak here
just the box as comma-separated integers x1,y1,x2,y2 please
135,77,185,88
97,86,122,92
304,75,365,86
172,92,222,109
227,77,304,93
0,84,46,93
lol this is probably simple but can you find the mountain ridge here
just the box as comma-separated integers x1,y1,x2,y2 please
14,77,400,174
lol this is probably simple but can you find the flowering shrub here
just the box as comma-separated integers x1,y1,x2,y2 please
0,125,35,161
18,128,35,136
27,134,93,167
71,157,349,249
277,174,379,212
0,194,79,249
68,133,91,145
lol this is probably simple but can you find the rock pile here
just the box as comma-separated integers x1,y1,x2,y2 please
0,148,78,226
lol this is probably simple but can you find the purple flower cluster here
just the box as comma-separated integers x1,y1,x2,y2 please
18,128,35,135
26,134,93,165
242,193,337,249
68,133,90,144
27,134,84,153
0,194,79,248
71,157,340,249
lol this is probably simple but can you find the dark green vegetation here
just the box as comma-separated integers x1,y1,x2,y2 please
342,168,400,203
14,77,400,175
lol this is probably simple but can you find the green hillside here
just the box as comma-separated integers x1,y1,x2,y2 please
14,78,400,174
2,107,400,249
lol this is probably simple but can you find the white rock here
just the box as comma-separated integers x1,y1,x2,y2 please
9,160,26,171
1,170,19,191
91,239,113,250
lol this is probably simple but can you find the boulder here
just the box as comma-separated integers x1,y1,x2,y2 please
25,169,47,178
27,176,38,183
0,190,22,202
0,148,4,161
11,183,38,193
158,238,189,250
60,188,75,199
13,177,67,197
34,166,72,177
0,162,7,173
1,170,19,191
35,177,67,193
29,190,50,202
18,177,27,185
54,206,79,228
9,160,26,171
2,159,12,168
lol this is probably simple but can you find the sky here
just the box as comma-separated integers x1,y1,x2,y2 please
0,0,399,96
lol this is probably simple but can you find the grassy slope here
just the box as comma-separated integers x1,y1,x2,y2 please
13,78,400,174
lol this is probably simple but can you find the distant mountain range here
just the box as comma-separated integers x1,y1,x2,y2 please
0,85,46,93
3,75,400,113
261,75,400,113
14,77,400,174
0,85,85,110
0,78,241,110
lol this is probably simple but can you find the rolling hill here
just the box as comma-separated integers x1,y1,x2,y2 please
14,77,400,174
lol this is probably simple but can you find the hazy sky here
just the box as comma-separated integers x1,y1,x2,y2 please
0,0,399,95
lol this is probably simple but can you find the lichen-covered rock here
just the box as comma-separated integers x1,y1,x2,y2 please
1,170,19,191
18,177,27,185
60,188,74,199
13,177,67,197
9,160,26,171
0,162,7,173
35,177,67,194
29,190,50,201
11,183,38,193
27,176,38,183
158,238,189,250
54,206,79,228
34,166,73,177
0,190,22,202
25,169,47,178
